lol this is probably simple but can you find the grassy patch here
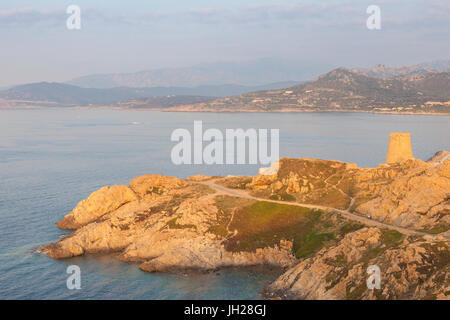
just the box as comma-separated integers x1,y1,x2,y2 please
166,217,195,229
346,282,369,300
381,229,403,246
269,193,296,201
222,200,341,258
293,231,335,258
326,253,348,268
357,229,404,266
339,222,364,235
224,201,320,253
208,196,255,238
418,223,450,234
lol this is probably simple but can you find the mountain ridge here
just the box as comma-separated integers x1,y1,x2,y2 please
352,59,450,78
0,81,302,108
66,58,332,88
166,68,450,113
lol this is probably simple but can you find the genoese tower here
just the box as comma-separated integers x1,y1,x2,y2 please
386,132,414,164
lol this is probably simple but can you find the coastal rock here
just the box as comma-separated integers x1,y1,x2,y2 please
249,174,277,189
355,160,450,231
265,228,449,300
427,150,450,164
138,239,296,273
129,174,187,198
56,185,138,229
186,174,215,182
41,179,298,271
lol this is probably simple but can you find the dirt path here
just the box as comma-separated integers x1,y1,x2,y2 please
196,180,450,240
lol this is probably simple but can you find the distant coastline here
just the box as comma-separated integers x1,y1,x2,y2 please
2,105,450,115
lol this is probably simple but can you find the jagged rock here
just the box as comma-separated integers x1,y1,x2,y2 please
129,174,187,198
355,160,450,230
186,174,214,182
427,150,450,164
249,174,277,189
56,185,138,229
259,160,280,175
265,228,449,300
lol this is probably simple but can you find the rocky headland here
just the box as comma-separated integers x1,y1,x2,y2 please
40,153,449,300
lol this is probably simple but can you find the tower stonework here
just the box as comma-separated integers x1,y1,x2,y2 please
386,132,414,164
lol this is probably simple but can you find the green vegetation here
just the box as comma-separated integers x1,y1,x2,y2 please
293,231,335,258
327,253,348,268
418,242,450,271
381,229,403,246
218,199,346,259
208,196,256,238
269,193,296,201
356,229,404,266
224,201,314,252
339,222,364,235
418,223,450,234
209,194,374,260
346,282,370,300
166,217,195,230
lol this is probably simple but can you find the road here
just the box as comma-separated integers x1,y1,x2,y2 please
196,180,450,240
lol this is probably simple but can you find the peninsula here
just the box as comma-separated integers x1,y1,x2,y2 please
41,135,449,300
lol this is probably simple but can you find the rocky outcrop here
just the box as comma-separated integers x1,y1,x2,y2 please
41,155,449,300
355,159,450,232
56,185,138,229
129,174,187,198
245,157,450,233
265,228,449,300
427,150,450,164
186,174,215,182
41,174,297,272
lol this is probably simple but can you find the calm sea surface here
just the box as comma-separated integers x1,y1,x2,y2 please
0,109,448,299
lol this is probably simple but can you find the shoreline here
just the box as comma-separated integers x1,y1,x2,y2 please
1,105,449,116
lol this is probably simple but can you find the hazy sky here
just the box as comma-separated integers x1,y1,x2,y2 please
0,0,449,86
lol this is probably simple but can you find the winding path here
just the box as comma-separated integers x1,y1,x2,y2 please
196,180,450,240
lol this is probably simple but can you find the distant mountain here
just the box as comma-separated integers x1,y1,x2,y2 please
66,58,332,88
418,59,450,71
353,59,450,79
0,81,302,108
0,83,158,106
169,68,450,113
116,96,215,109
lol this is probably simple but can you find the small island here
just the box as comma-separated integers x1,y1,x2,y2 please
40,134,449,300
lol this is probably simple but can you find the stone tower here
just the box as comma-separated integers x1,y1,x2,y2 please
386,132,414,164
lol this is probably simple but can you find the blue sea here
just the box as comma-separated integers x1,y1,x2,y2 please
0,109,448,299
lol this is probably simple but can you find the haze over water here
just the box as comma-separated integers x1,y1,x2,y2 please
0,109,448,299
